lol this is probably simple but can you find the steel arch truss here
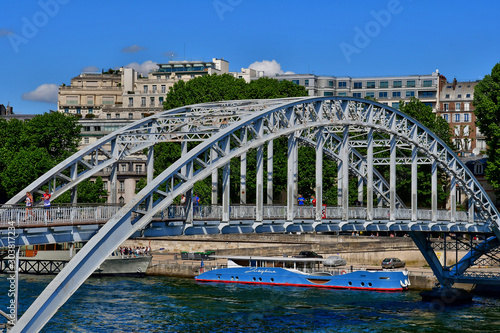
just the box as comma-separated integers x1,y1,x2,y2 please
11,97,500,332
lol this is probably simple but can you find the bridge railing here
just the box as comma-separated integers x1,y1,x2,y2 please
1,204,478,228
0,205,121,227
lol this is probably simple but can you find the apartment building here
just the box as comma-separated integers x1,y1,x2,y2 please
58,58,229,203
437,79,484,156
255,70,442,112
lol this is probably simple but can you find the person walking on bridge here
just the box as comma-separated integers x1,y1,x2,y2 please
42,189,52,220
25,192,35,220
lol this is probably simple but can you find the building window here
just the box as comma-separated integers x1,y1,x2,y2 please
457,94,462,98
88,108,93,114
66,96,78,105
445,94,450,99
64,108,69,113
103,96,114,105
464,103,470,111
328,81,334,87
324,92,334,96
456,103,461,111
159,97,164,105
128,97,133,107
129,113,133,119
406,80,415,87
442,114,449,122
161,85,166,94
115,113,120,119
379,91,387,98
103,181,107,191
76,108,81,114
393,81,402,88
305,79,309,86
406,91,414,97
392,91,401,98
150,97,155,106
107,113,111,119
466,93,471,98
152,85,157,93
121,164,127,172
87,96,94,105
392,102,400,109
338,81,347,88
353,82,362,89
292,80,299,85
380,81,388,88
454,114,461,122
420,91,435,98
474,164,484,175
135,165,143,174
119,196,125,205
84,137,89,144
141,97,146,107
119,181,125,192
353,93,361,98
338,92,347,96
143,85,148,93
464,113,470,122
366,81,375,88
424,102,433,108
365,92,374,98
443,103,448,111
423,80,432,87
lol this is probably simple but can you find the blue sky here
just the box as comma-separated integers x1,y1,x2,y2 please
1,0,500,114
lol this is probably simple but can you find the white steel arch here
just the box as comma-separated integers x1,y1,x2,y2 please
11,97,500,332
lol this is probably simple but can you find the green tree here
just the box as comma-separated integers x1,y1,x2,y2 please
76,177,108,203
160,75,307,204
397,97,452,207
0,112,82,203
473,62,500,194
399,97,453,147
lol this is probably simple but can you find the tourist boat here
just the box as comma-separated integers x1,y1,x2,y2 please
0,243,152,276
195,255,410,291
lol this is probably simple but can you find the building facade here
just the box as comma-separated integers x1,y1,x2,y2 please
59,58,229,204
437,79,484,156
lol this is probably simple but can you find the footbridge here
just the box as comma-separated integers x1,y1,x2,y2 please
3,97,500,332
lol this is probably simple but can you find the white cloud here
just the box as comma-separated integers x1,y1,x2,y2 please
124,60,158,75
0,28,13,37
248,60,294,76
82,65,99,72
122,44,147,53
22,84,58,104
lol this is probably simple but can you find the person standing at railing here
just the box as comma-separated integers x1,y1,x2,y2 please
180,194,186,216
25,192,36,221
194,193,200,217
297,194,305,217
42,189,52,220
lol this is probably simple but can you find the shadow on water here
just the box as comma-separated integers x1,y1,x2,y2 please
1,275,500,332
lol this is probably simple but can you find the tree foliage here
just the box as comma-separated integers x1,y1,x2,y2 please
473,62,500,193
399,97,453,147
396,97,452,207
0,112,82,203
163,74,308,110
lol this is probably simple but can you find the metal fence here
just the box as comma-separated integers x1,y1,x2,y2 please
0,203,476,228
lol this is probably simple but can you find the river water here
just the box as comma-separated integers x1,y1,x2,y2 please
2,275,500,332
